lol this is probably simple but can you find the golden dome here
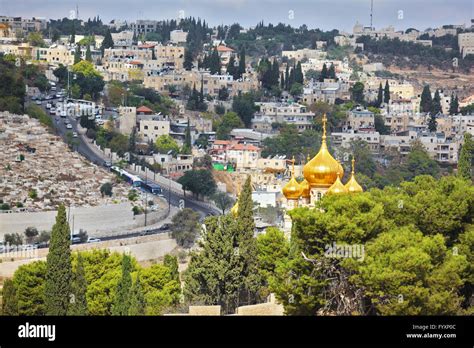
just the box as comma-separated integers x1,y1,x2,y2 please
299,154,311,198
327,172,348,195
303,114,343,188
282,157,303,200
345,158,363,193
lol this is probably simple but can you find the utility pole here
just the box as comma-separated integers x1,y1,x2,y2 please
144,168,147,227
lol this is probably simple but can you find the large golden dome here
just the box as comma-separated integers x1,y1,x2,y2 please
282,157,303,200
345,158,363,193
303,114,344,188
327,172,348,195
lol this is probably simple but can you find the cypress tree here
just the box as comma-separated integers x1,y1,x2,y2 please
74,44,81,65
227,56,236,78
319,63,328,82
69,253,88,315
85,45,92,62
70,22,75,44
284,64,290,90
420,85,432,113
184,49,193,70
210,47,220,75
327,63,336,80
128,273,146,316
238,47,245,79
376,83,384,107
431,90,442,116
182,118,192,154
101,29,114,55
449,94,459,115
2,278,18,315
280,72,285,90
45,204,73,315
384,80,390,104
458,133,473,181
296,61,304,84
164,254,179,283
112,254,133,316
236,176,261,307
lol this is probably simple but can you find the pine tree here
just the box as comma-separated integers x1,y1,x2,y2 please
458,133,473,181
2,278,18,315
69,253,88,315
128,273,146,316
431,90,442,116
376,83,384,107
45,204,73,315
85,45,92,62
319,63,328,82
112,254,132,316
449,94,459,115
384,80,390,104
420,85,432,113
237,47,245,79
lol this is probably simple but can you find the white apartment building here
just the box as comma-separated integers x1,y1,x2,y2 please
331,131,380,154
137,114,170,142
282,48,327,62
170,30,188,44
251,102,316,133
458,32,474,58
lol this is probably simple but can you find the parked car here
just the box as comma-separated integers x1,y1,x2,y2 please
46,103,52,109
66,123,73,129
72,132,78,137
104,161,112,167
35,100,42,105
87,238,101,243
71,237,81,244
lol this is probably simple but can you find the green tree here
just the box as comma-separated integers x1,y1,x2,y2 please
350,82,364,104
13,261,47,315
181,118,192,154
215,111,244,140
163,255,180,283
383,80,390,104
170,208,201,247
183,49,193,70
24,226,39,244
74,44,82,65
100,182,113,197
212,191,234,214
256,227,289,286
155,134,180,154
128,273,146,316
431,89,442,116
376,83,383,107
458,133,473,181
290,82,303,97
45,204,73,315
420,85,432,113
319,63,328,82
112,254,133,316
449,94,459,115
69,253,88,315
85,45,92,62
2,278,18,315
184,215,244,314
232,93,257,127
237,47,246,79
101,29,114,55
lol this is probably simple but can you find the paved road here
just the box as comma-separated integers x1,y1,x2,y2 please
29,96,219,221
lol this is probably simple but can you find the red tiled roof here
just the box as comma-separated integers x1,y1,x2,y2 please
229,143,260,151
216,45,234,52
214,140,231,145
137,106,153,113
138,44,156,49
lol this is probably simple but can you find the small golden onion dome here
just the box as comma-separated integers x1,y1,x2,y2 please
282,157,303,200
345,158,363,193
230,201,239,217
327,172,348,195
303,114,343,188
300,178,311,198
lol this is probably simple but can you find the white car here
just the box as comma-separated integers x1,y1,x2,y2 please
50,108,56,115
46,103,52,109
66,123,73,129
60,110,67,117
55,94,62,98
35,100,42,105
87,238,101,243
72,132,78,137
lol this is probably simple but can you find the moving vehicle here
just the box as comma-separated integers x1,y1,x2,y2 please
60,110,67,117
141,182,162,195
66,123,73,129
72,132,78,137
46,103,52,109
87,238,101,243
110,166,143,187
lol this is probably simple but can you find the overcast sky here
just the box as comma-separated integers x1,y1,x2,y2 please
1,0,473,32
